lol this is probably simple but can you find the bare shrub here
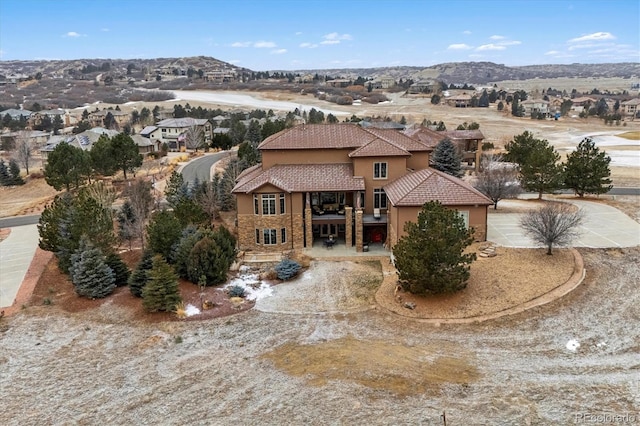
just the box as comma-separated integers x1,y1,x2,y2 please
519,202,584,255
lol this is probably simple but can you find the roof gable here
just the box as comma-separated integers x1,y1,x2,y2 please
384,168,492,206
349,137,409,157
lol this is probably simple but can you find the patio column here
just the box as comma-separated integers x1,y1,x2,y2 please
304,206,313,248
345,206,353,248
355,209,363,252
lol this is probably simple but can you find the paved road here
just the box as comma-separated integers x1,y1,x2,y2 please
180,150,235,186
0,215,41,228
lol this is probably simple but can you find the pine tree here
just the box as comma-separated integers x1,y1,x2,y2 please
186,236,229,285
431,138,463,178
0,159,10,186
142,255,182,312
69,238,116,298
519,140,563,199
146,209,184,259
393,201,476,295
129,250,154,297
564,137,612,197
105,252,131,286
8,159,24,185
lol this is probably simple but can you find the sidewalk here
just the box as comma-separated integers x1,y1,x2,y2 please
0,224,39,308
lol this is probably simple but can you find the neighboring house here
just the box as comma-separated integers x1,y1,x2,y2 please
0,130,49,148
40,127,119,162
403,126,484,171
148,117,213,151
570,97,596,113
445,94,472,107
407,80,434,94
130,134,158,154
232,123,491,254
326,79,351,88
521,99,551,117
621,98,640,118
88,109,130,129
30,109,71,128
1,108,32,121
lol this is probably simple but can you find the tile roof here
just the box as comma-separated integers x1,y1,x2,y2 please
233,163,365,193
402,126,445,150
258,123,371,150
384,168,492,207
349,137,410,157
444,129,485,141
366,128,431,152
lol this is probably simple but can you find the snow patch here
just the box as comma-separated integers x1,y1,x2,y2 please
223,272,273,301
566,339,580,352
184,304,200,317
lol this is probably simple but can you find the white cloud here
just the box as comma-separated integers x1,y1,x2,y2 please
569,32,615,43
228,59,241,64
545,50,560,55
271,49,287,54
231,41,251,48
254,41,276,48
462,30,471,35
448,43,472,50
568,42,614,51
499,40,521,46
295,32,302,36
490,35,505,40
476,44,506,51
320,32,352,45
101,28,109,32
299,42,318,49
63,31,82,38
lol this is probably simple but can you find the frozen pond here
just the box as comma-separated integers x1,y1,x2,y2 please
168,90,350,116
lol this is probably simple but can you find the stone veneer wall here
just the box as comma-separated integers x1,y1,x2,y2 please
344,207,353,248
304,207,313,249
355,210,363,252
472,224,487,242
236,214,294,253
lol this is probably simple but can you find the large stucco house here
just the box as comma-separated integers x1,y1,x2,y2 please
232,124,492,254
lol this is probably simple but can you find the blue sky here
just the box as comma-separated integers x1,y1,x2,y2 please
1,0,638,70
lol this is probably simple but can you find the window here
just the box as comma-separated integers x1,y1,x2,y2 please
253,194,259,215
263,228,277,245
373,162,388,179
262,194,276,215
255,229,260,244
374,188,387,209
458,210,469,229
279,193,285,215
281,228,287,244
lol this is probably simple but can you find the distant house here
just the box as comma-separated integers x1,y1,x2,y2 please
232,124,491,254
0,130,49,148
30,109,71,128
0,108,32,121
570,97,596,113
621,98,640,118
326,79,351,88
40,127,118,162
148,117,212,151
445,94,472,108
403,126,484,171
89,109,130,129
521,99,551,118
407,80,434,94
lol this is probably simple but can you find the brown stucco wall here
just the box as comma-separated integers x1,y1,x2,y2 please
406,152,430,171
261,149,353,168
352,157,407,215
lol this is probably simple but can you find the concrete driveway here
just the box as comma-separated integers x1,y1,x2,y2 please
487,199,640,248
0,224,39,308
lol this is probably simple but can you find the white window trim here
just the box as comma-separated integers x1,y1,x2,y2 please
458,210,470,229
262,194,277,215
373,162,388,180
263,228,277,245
373,188,387,209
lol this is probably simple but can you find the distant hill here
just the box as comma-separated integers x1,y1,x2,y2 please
287,62,640,85
1,56,638,85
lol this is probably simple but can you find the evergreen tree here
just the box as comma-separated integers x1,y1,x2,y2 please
246,119,262,145
518,139,564,199
431,138,463,178
146,209,184,259
90,134,116,176
170,226,203,279
117,200,138,249
110,133,142,180
564,137,612,197
0,159,11,186
186,235,229,285
129,250,154,297
8,158,24,185
105,252,131,286
44,142,92,191
393,201,476,295
142,255,182,312
69,238,116,298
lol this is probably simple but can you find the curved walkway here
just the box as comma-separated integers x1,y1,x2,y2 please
487,198,640,248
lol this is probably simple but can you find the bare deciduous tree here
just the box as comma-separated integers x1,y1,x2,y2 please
197,175,221,221
520,202,584,255
474,153,521,209
125,179,154,248
184,125,204,152
15,131,33,175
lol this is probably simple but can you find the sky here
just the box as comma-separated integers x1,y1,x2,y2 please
0,0,638,71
